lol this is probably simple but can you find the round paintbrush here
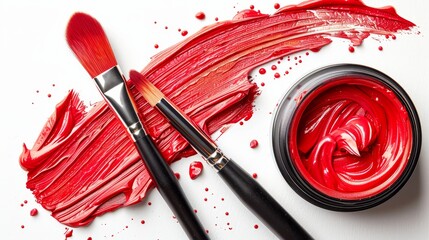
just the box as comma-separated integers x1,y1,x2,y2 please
66,12,209,240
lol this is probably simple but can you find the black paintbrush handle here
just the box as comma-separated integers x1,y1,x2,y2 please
135,135,209,240
218,159,312,239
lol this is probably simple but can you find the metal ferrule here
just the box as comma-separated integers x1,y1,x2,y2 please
206,148,230,171
94,66,146,141
156,98,230,171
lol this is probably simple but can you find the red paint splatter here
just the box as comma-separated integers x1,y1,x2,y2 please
21,0,416,227
348,46,355,52
252,173,258,179
254,224,259,229
274,72,280,78
378,46,383,51
141,220,145,224
165,26,168,30
205,187,209,192
21,225,25,229
30,208,38,216
181,30,188,36
271,65,277,70
215,17,219,21
204,197,208,202
225,212,229,216
189,161,204,180
154,44,159,49
24,200,28,204
258,68,266,74
260,82,265,87
174,172,180,179
195,12,206,20
65,228,73,238
47,94,52,98
194,209,198,213
148,202,152,206
250,139,259,148
274,3,281,9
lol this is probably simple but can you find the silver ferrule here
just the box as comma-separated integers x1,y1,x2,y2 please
206,148,230,171
94,66,146,141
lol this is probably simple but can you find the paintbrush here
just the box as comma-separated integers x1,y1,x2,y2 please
129,70,313,239
65,13,209,240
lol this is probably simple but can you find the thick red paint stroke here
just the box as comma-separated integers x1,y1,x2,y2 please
289,77,412,200
19,0,415,226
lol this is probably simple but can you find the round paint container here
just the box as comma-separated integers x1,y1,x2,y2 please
272,64,421,211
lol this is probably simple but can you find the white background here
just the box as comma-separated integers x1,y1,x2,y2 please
0,0,428,239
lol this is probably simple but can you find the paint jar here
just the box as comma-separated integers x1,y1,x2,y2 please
272,64,421,211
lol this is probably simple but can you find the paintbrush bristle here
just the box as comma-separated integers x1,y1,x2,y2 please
66,12,117,78
129,70,164,106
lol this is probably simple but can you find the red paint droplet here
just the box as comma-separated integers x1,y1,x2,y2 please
285,71,289,75
181,30,188,36
21,225,25,229
274,73,280,78
30,208,38,216
194,209,198,213
215,17,219,21
205,187,209,192
294,56,298,60
378,46,383,51
306,52,309,56
178,28,181,32
195,12,206,20
141,220,145,224
204,197,208,201
20,203,24,207
221,198,225,201
250,139,259,148
392,35,397,40
47,93,52,98
274,3,280,9
174,172,180,179
125,225,128,228
271,65,277,70
88,238,92,240
258,68,266,74
154,21,157,24
254,224,259,229
252,173,258,179
148,202,152,206
24,200,28,204
225,212,229,216
165,26,168,30
65,229,73,238
52,84,56,87
154,44,159,49
260,82,265,87
239,121,244,125
385,34,390,39
227,222,230,226
250,5,255,10
299,60,302,63
189,161,204,180
348,46,355,53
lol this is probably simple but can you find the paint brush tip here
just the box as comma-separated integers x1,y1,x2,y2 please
66,12,117,78
129,70,164,106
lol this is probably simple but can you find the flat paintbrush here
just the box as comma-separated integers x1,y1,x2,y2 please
66,13,208,240
129,70,313,239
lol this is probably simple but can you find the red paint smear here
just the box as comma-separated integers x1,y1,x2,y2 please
189,161,204,180
19,0,415,227
289,77,412,200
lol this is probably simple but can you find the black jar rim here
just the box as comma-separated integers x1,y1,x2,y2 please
271,64,421,211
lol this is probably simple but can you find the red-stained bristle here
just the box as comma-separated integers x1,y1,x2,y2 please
66,12,117,78
129,70,164,107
